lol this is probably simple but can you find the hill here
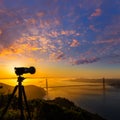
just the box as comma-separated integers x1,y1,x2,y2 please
33,97,106,120
0,97,106,120
0,83,46,99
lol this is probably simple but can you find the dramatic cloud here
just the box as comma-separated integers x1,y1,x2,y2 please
0,0,119,66
72,57,100,65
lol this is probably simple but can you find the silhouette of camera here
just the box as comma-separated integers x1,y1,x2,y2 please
14,66,36,75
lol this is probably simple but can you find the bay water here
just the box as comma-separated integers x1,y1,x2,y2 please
44,78,120,120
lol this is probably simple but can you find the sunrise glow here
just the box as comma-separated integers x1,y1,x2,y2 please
0,0,120,86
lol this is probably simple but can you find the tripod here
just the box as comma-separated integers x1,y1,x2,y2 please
0,76,32,120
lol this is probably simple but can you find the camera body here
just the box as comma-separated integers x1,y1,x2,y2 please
14,66,36,75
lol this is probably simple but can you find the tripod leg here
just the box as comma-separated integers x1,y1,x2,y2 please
0,86,18,119
19,85,25,120
22,86,32,120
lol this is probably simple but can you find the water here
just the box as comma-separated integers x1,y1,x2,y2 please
44,79,120,120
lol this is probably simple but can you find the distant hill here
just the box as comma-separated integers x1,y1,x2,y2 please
0,83,46,99
24,85,46,99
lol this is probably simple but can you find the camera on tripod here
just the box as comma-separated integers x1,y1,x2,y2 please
14,66,36,75
0,66,36,120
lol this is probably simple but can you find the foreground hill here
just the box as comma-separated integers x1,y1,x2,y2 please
0,97,106,120
0,83,46,99
30,97,106,120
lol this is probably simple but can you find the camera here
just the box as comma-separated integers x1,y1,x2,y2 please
14,66,36,75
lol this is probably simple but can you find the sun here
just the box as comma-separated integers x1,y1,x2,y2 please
6,61,25,77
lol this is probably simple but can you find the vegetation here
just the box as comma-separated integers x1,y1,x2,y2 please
0,94,106,120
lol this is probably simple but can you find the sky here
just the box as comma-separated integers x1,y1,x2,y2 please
0,0,120,79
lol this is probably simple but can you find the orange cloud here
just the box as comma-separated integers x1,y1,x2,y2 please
49,31,59,37
48,29,79,38
91,8,102,17
0,29,2,35
61,30,75,36
39,18,60,29
26,18,37,25
70,39,80,47
36,11,46,17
